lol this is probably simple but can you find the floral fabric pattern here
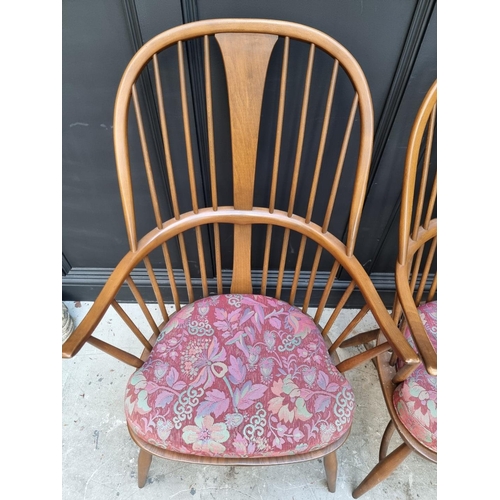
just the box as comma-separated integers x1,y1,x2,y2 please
393,301,437,452
125,294,355,458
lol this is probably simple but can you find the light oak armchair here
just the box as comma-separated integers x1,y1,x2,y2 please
62,19,420,492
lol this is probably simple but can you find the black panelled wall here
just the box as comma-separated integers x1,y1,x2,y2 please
62,0,437,306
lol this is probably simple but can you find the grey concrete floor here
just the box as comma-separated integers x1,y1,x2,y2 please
62,301,437,500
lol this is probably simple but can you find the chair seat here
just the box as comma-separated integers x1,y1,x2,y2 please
393,301,437,452
125,294,355,458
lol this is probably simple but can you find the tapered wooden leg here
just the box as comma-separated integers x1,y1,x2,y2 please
137,448,153,488
352,443,412,498
379,420,396,461
324,450,338,493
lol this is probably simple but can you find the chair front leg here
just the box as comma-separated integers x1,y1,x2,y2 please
324,450,338,493
138,448,153,488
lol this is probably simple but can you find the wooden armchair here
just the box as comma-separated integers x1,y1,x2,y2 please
343,80,437,497
62,19,419,492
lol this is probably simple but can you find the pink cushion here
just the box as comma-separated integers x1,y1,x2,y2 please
393,301,437,452
125,294,354,458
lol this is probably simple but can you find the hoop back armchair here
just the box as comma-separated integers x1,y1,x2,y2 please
345,80,437,497
62,19,419,492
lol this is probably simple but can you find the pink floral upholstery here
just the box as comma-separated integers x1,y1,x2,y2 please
393,301,437,452
125,294,354,458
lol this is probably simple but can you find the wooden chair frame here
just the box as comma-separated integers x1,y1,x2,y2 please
62,19,421,492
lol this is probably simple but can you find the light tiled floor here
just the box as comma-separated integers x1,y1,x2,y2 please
62,301,437,500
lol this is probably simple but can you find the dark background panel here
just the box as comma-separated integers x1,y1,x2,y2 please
62,0,138,268
62,0,437,306
62,0,186,269
356,6,437,274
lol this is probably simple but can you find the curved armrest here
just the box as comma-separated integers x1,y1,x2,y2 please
62,297,114,359
62,253,136,359
395,265,437,376
354,267,420,368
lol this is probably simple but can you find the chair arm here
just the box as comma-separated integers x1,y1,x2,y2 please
62,255,135,359
395,265,437,376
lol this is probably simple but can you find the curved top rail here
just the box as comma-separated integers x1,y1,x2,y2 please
113,18,374,254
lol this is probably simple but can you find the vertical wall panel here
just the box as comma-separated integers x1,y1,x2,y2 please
357,5,437,274
62,0,138,268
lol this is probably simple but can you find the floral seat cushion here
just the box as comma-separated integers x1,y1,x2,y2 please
393,301,437,452
125,294,355,458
